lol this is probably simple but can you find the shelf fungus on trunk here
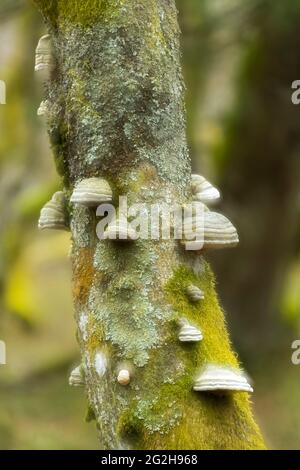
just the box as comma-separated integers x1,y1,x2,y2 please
182,209,239,251
193,364,253,395
35,34,54,73
103,219,138,242
38,191,69,231
191,175,221,205
37,100,49,117
70,177,113,207
178,318,203,343
203,211,239,249
69,365,85,387
186,285,204,302
117,369,131,386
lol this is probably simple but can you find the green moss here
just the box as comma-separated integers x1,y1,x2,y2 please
85,405,96,423
48,120,69,187
117,262,266,449
57,0,125,25
165,263,240,367
151,262,266,449
32,1,58,26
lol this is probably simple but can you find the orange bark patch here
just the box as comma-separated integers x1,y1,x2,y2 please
72,248,96,306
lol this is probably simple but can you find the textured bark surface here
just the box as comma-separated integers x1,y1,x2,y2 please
33,0,265,450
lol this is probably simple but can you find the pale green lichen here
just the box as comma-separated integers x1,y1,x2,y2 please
41,0,190,190
70,206,95,248
91,239,173,367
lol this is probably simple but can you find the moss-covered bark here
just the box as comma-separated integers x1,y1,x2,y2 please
33,0,265,450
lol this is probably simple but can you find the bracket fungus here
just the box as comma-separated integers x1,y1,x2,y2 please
70,177,113,207
69,366,85,387
193,364,253,395
117,369,131,386
38,191,69,231
35,34,54,72
202,211,239,249
186,285,205,302
178,318,203,343
191,175,221,205
183,209,239,251
180,204,205,251
37,100,49,117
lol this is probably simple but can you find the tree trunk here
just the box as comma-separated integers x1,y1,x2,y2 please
32,0,265,450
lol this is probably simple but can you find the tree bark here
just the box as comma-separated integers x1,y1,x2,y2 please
32,0,265,450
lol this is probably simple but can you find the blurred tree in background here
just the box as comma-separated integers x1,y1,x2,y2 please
0,0,300,449
198,0,300,358
178,0,300,355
